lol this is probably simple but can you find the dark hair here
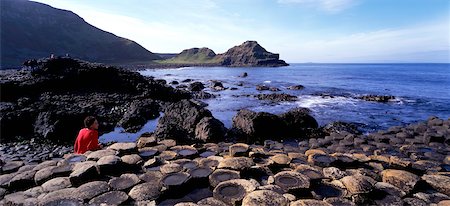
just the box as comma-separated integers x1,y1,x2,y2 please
84,116,97,128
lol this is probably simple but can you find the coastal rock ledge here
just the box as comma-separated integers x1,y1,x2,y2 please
0,117,449,205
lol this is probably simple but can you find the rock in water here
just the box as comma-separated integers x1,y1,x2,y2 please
232,109,286,143
154,100,225,143
279,107,318,137
217,41,288,67
194,117,227,142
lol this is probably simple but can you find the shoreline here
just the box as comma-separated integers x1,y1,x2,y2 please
1,117,449,205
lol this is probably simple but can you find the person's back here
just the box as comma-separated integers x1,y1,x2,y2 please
74,116,101,154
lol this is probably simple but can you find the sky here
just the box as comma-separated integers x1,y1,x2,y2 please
33,0,450,63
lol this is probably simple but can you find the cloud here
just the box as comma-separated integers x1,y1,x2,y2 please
277,0,356,13
276,19,450,62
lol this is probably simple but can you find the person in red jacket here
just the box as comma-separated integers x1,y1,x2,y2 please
74,116,101,154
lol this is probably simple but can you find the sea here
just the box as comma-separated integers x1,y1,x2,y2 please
99,63,450,143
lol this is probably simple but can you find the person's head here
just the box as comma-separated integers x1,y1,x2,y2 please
84,116,99,130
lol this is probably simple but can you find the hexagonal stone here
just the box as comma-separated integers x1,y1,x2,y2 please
308,153,336,167
160,163,183,174
69,161,99,186
137,136,157,148
121,154,143,165
381,169,419,194
32,160,58,171
23,186,45,198
1,161,24,174
242,190,289,206
374,182,406,197
209,169,240,187
42,177,72,192
128,182,162,201
75,181,109,201
97,155,123,175
86,149,117,161
217,157,254,171
0,173,14,188
38,188,81,205
2,192,28,206
274,171,310,192
109,173,141,191
34,164,73,185
172,145,198,159
421,175,450,196
340,175,376,194
270,154,291,166
197,197,228,206
229,143,249,157
290,199,332,206
109,143,137,155
89,191,129,205
323,167,347,180
8,170,36,190
213,179,257,205
294,164,324,180
139,171,163,183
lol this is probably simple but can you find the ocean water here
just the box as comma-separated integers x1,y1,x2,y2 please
100,63,450,142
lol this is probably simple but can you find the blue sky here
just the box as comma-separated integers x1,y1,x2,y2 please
33,0,449,63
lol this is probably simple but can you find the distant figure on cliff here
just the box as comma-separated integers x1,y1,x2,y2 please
74,116,101,154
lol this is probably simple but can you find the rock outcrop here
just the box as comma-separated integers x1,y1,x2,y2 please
0,57,190,143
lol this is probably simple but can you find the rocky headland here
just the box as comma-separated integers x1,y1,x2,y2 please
159,41,289,68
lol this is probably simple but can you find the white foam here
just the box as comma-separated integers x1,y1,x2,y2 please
296,95,358,108
263,80,272,83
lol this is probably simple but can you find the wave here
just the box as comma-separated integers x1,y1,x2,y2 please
296,95,359,108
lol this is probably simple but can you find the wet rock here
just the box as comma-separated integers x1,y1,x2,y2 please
287,85,304,90
242,190,289,206
172,145,198,159
340,175,376,194
421,174,450,196
256,85,269,91
358,95,395,103
161,172,191,189
239,72,248,78
312,181,347,200
194,117,227,142
213,179,257,205
118,99,160,132
256,93,297,102
218,157,255,171
89,191,129,205
75,181,109,201
209,169,241,187
109,173,141,191
210,81,226,91
189,82,205,91
232,109,286,143
41,177,71,192
381,169,419,194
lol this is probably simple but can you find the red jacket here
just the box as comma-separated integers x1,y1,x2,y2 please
74,128,100,154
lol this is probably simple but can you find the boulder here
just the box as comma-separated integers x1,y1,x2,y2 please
287,85,304,90
232,109,286,143
189,82,205,91
118,99,160,132
256,93,297,102
194,117,227,142
153,100,215,143
279,107,318,137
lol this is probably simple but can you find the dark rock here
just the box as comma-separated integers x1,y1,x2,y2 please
239,72,248,78
153,100,216,143
210,81,226,91
287,85,304,90
218,41,288,67
108,142,137,156
256,85,270,91
280,107,318,138
69,161,99,186
256,93,297,102
75,181,110,201
194,117,227,142
358,95,395,103
117,99,160,132
323,121,363,135
89,191,129,205
97,155,123,175
8,170,36,191
189,82,205,91
232,109,286,143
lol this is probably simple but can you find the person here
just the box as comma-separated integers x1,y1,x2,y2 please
74,116,101,154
